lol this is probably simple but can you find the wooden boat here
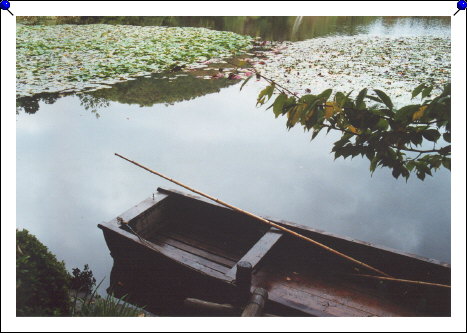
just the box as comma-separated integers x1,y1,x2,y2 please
98,187,450,317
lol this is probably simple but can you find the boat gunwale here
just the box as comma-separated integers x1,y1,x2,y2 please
156,187,451,269
97,191,235,283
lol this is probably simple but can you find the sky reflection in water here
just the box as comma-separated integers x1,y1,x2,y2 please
16,17,451,287
17,80,450,285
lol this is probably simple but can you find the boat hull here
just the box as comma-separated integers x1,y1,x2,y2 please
98,188,450,316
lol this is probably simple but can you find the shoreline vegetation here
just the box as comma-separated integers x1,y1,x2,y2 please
17,229,148,317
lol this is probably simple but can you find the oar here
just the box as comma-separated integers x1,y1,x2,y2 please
115,153,392,278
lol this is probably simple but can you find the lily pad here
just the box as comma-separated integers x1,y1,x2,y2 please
252,35,450,107
16,24,253,98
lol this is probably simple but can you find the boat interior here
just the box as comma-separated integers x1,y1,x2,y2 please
108,188,450,316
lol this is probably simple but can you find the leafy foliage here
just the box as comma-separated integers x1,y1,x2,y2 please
16,229,146,317
70,264,97,295
16,229,71,316
255,80,451,180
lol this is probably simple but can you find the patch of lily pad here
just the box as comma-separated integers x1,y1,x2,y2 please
16,24,253,98
251,35,450,107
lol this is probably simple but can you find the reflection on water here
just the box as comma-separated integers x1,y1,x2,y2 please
19,16,450,41
16,79,451,288
15,17,451,296
16,93,62,114
365,17,450,37
82,74,239,108
16,72,240,114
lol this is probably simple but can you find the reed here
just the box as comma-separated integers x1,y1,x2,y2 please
71,279,146,317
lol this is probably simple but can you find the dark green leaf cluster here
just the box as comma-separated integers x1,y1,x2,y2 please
256,81,451,180
16,229,71,316
70,264,97,295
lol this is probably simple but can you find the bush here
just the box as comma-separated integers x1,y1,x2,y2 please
70,264,96,295
16,229,71,316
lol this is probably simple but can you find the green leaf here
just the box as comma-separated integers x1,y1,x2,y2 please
442,83,451,97
297,103,311,125
369,156,379,173
257,85,274,106
442,158,451,170
410,132,423,146
356,88,367,110
395,105,420,122
422,129,441,142
429,156,442,169
392,167,401,179
299,94,318,104
318,89,332,101
333,136,351,150
272,93,288,118
311,127,322,140
373,89,393,111
443,132,451,143
412,84,425,99
239,75,252,91
406,160,416,171
267,83,275,100
287,105,302,128
416,162,431,174
416,171,426,180
375,118,389,131
334,92,347,107
315,107,325,123
366,95,383,104
439,145,451,155
421,86,433,99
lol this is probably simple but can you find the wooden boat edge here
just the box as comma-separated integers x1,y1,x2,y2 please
156,187,450,269
98,187,450,316
97,191,235,283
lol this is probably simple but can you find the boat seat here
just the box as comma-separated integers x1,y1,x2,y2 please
225,227,283,280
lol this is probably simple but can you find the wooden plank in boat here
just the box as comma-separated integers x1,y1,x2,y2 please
169,219,260,248
163,230,244,262
253,266,412,317
151,233,237,268
148,235,231,275
227,227,283,279
99,222,232,281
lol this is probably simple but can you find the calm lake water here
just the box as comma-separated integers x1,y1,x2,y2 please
16,17,451,289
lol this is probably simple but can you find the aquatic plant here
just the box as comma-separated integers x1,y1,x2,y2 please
16,24,252,98
252,35,450,107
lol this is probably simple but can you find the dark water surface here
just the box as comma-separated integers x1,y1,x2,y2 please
16,17,451,289
22,16,450,41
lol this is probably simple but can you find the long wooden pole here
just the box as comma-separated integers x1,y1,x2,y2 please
115,153,392,278
349,274,451,289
